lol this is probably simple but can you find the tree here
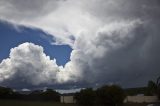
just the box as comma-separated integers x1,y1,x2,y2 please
96,85,125,106
0,86,14,99
41,89,60,102
28,90,43,101
75,88,96,106
156,77,160,99
145,77,160,100
75,85,125,106
145,80,157,96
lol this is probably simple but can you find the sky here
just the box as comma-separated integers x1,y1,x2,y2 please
0,0,160,90
0,21,72,66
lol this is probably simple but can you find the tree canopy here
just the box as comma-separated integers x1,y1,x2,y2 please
75,85,125,106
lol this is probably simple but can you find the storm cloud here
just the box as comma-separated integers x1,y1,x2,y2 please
0,0,160,89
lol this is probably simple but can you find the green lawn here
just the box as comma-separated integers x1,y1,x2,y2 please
124,103,148,106
0,100,148,106
0,100,77,106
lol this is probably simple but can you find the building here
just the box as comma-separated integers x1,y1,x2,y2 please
124,96,159,103
60,94,76,103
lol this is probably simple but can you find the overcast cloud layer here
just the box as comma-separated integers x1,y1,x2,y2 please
0,0,160,89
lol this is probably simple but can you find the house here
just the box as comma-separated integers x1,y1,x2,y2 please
60,94,76,103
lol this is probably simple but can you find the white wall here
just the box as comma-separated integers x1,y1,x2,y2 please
124,96,158,103
60,96,75,103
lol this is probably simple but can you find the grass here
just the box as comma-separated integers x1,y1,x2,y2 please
124,103,149,106
0,100,77,106
0,100,149,106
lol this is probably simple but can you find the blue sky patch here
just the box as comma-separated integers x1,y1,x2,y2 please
0,20,72,66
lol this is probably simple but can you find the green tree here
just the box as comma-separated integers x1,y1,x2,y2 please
75,88,96,106
96,85,125,106
42,89,60,101
145,80,157,96
0,86,14,99
156,77,160,99
145,77,160,100
75,85,125,106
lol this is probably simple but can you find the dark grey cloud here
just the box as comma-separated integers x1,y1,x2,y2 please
72,20,160,88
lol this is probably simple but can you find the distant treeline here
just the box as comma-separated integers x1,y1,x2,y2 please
125,87,147,96
125,80,160,97
0,86,60,102
74,79,160,106
0,77,159,104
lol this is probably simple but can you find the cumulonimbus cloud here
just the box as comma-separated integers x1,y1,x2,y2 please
0,43,59,85
0,42,80,86
0,0,160,88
